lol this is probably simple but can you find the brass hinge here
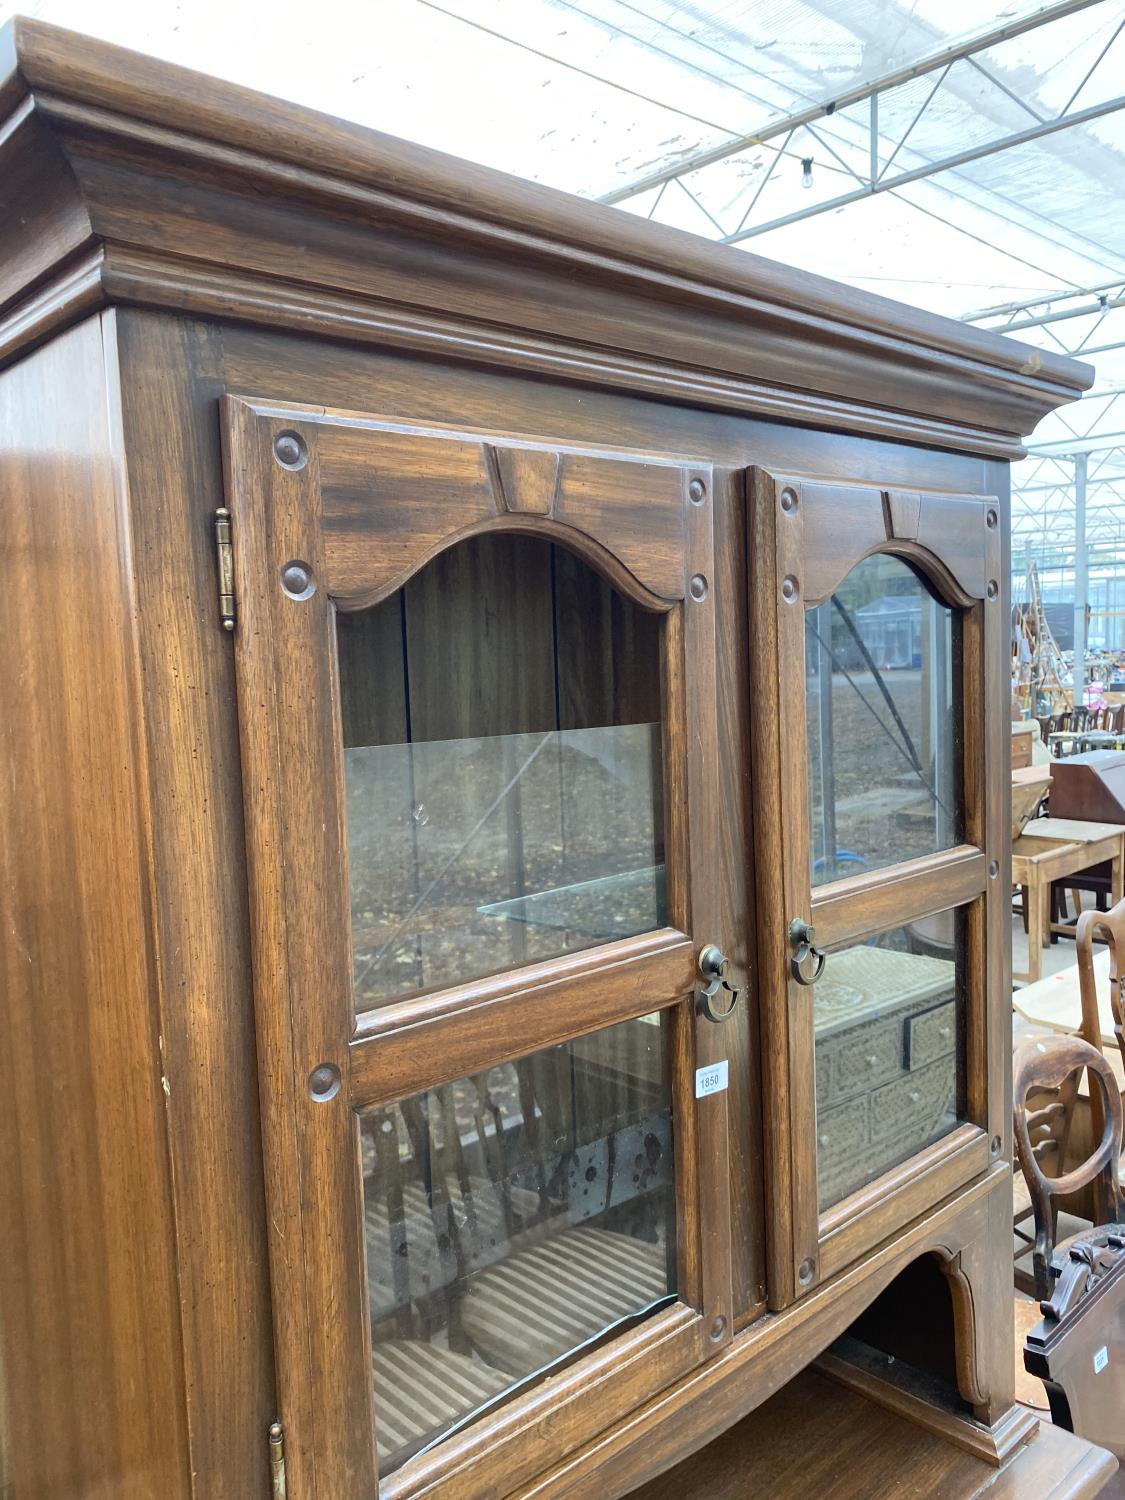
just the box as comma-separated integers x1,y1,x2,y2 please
213,507,236,632
268,1421,287,1499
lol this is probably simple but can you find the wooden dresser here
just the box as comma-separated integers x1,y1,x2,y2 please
0,19,1114,1500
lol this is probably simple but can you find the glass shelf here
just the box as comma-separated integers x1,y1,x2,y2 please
478,864,666,940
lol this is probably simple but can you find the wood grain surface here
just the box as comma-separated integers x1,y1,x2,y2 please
0,20,1097,1487
0,315,191,1497
626,1368,1115,1500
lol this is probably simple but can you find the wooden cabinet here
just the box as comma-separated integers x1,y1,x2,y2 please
227,406,734,1494
0,18,1112,1500
751,473,1008,1300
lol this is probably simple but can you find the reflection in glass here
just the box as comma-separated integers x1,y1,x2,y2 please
363,1012,676,1471
338,536,666,1010
806,555,960,885
813,909,965,1211
346,726,664,1007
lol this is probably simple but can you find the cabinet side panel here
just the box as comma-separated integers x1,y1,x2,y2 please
113,310,276,1499
0,316,190,1498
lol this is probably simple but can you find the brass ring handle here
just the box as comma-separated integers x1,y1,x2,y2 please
697,944,740,1023
788,919,827,987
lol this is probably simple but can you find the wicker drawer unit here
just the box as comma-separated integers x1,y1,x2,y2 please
814,947,958,1209
870,1060,957,1145
830,1015,910,1101
906,1001,958,1070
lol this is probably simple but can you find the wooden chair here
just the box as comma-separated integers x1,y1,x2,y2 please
1076,706,1099,734
457,1039,676,1377
1077,897,1125,1069
372,1341,507,1465
459,1223,670,1374
364,1077,542,1468
1016,1036,1125,1460
1013,1035,1125,1300
1013,1037,1080,1295
365,1045,673,1462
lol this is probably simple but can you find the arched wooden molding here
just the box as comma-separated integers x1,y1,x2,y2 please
226,398,707,609
757,471,998,608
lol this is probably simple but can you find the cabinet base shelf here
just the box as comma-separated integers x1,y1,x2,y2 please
626,1369,1116,1500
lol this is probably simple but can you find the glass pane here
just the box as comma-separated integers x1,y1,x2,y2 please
814,908,965,1211
806,555,961,885
362,1011,676,1471
338,537,666,1011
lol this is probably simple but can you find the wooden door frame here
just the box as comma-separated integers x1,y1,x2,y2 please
749,467,1006,1309
222,395,737,1499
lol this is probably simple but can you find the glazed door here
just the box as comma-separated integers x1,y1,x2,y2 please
749,469,1007,1309
223,398,735,1499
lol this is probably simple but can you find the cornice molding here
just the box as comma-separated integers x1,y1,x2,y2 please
0,245,1039,459
0,17,1093,453
104,249,1032,458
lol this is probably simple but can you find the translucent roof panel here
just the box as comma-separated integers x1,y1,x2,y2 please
6,0,1124,551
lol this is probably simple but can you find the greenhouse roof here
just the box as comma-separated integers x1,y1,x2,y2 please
9,0,1123,547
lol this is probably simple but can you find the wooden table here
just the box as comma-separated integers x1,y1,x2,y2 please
1049,731,1082,758
1014,947,1120,1051
1013,765,1052,835
1048,730,1125,756
1012,818,1125,984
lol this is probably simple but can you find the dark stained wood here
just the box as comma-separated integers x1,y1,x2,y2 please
676,459,735,1348
0,20,1106,1499
1045,752,1125,823
817,1126,990,1281
748,464,812,1308
337,595,408,747
382,1306,702,1500
749,465,1007,1312
797,480,995,608
226,395,382,1495
0,100,93,314
554,545,663,731
215,324,1004,497
0,315,191,1498
348,936,695,1108
1023,1235,1125,1462
981,497,1011,1162
813,846,988,951
225,396,731,1496
111,310,277,1498
817,1335,1038,1465
308,410,693,608
98,246,1056,459
403,533,555,741
0,317,1089,1500
515,1173,1025,1498
709,466,765,1323
625,1368,1115,1500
